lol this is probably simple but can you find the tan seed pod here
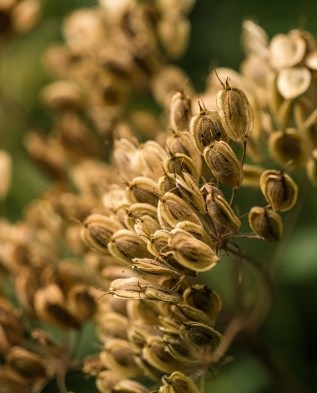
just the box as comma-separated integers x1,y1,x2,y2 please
174,172,206,213
162,334,199,365
134,215,161,240
163,152,200,181
0,298,24,351
157,192,201,229
67,284,96,321
206,188,241,232
158,171,178,194
40,80,84,111
175,221,212,247
169,91,192,130
179,321,223,348
97,311,129,341
260,170,298,211
168,229,219,272
170,303,214,326
6,346,47,380
125,203,158,231
108,229,150,265
166,130,202,174
112,379,150,393
82,214,122,254
268,129,308,168
138,141,167,181
216,76,254,141
306,149,317,185
146,229,172,257
203,141,243,188
160,371,201,393
242,164,266,188
125,176,159,206
100,339,141,378
248,206,283,241
269,33,306,70
277,67,311,100
190,103,228,154
132,258,180,278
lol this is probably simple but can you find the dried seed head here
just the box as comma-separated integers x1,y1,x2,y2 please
169,91,192,130
67,285,96,321
216,75,254,141
111,379,150,393
190,103,228,154
0,298,24,352
168,229,219,272
175,221,211,246
166,130,202,176
134,215,161,239
82,214,122,254
242,164,266,188
268,129,308,168
306,149,317,185
163,152,200,181
108,229,149,265
170,302,214,326
269,33,306,70
157,192,201,229
6,346,47,380
132,258,180,278
203,141,243,188
126,176,159,206
125,203,158,231
206,190,241,232
174,172,206,213
248,206,283,241
260,169,298,211
146,229,172,257
277,67,311,100
138,141,167,181
40,80,84,111
179,321,223,348
160,371,201,393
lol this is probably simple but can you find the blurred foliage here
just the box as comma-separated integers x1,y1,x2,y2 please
1,0,317,392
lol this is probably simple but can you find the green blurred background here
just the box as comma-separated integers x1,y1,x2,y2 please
1,0,317,392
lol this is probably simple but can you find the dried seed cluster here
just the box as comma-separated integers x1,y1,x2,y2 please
1,2,314,393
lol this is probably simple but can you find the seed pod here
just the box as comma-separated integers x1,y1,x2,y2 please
97,311,129,340
108,229,150,265
67,284,96,321
158,171,178,194
100,339,141,378
174,172,206,213
169,91,192,131
168,229,219,272
206,189,241,232
260,170,298,211
163,334,199,365
179,321,223,348
134,215,161,240
125,176,159,206
242,164,265,188
82,214,122,254
216,76,254,141
163,152,200,181
203,141,243,188
248,206,283,241
0,298,24,351
125,203,158,231
132,258,180,278
175,221,212,247
138,141,167,181
6,346,47,380
268,129,308,168
190,103,228,154
112,379,150,393
157,192,201,229
277,67,311,99
170,303,214,326
306,149,317,185
109,277,182,303
146,229,171,257
160,371,201,393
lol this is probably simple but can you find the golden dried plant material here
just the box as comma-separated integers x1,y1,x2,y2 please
127,300,162,325
260,170,298,211
305,50,317,70
183,285,222,322
157,192,201,229
138,141,167,181
168,229,219,272
170,302,214,326
242,164,266,188
97,311,129,340
179,321,223,348
268,129,308,168
108,229,150,265
134,215,161,239
163,152,200,181
0,298,24,352
215,75,254,142
162,334,199,365
100,339,142,378
242,19,269,58
111,379,150,393
175,221,211,246
158,171,178,194
125,176,159,206
166,131,202,176
95,369,123,393
248,206,283,241
126,202,158,230
82,214,122,254
0,368,29,393
269,33,306,70
146,229,172,257
174,172,206,213
142,337,182,374
31,329,64,357
169,91,192,130
206,190,241,232
6,346,47,380
113,138,141,180
160,371,201,393
131,258,180,278
67,284,96,321
203,141,243,188
34,284,81,329
190,103,228,154
40,80,84,111
303,108,317,147
276,67,311,100
0,150,12,201
109,277,182,303
306,149,317,185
